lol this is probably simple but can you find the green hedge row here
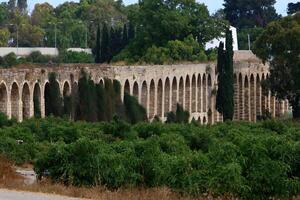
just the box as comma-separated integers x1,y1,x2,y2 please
0,115,300,199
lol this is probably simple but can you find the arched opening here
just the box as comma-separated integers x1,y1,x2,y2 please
171,77,177,112
191,75,196,113
0,83,8,115
44,82,51,116
71,82,78,120
233,74,238,120
197,74,202,112
202,74,207,112
198,117,201,124
141,81,147,111
63,81,71,117
185,75,190,112
203,116,207,124
133,82,139,100
149,80,155,119
11,82,19,120
124,80,130,95
99,79,104,87
157,79,163,117
179,77,184,107
250,74,255,122
22,83,30,120
256,75,261,118
244,76,249,121
238,73,243,120
33,83,41,118
207,74,212,113
164,78,170,114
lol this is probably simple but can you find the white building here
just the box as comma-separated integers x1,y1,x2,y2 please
205,26,239,51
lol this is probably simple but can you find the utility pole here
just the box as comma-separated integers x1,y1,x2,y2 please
248,34,251,50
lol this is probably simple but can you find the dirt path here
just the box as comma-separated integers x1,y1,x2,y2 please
0,189,84,200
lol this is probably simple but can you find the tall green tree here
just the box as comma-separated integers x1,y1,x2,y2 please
216,30,234,120
94,25,101,63
223,0,279,29
288,2,300,15
76,70,98,122
253,13,300,118
100,23,110,63
122,23,128,47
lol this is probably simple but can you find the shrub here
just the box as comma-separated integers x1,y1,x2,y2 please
60,51,94,63
3,52,18,67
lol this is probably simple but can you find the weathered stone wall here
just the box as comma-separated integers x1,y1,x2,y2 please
0,51,289,123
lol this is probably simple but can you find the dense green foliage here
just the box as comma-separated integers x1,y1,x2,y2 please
216,30,234,121
288,2,300,15
113,0,225,64
0,115,300,199
223,0,279,29
253,13,300,118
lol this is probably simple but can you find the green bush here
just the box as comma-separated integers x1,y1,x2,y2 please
1,117,300,199
2,52,18,67
60,51,94,63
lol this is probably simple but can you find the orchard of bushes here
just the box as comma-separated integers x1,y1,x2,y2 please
0,115,300,199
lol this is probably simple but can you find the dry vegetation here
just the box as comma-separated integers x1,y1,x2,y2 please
0,155,235,200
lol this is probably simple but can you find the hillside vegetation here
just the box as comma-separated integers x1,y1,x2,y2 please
0,114,299,199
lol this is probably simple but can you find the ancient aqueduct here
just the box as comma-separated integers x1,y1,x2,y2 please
0,51,290,124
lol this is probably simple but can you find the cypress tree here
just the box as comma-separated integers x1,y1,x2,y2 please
94,25,101,63
122,23,128,47
216,29,234,121
77,70,98,122
100,23,110,63
128,21,135,41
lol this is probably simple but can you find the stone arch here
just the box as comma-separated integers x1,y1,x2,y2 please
22,82,31,120
256,74,261,118
185,75,190,111
238,73,243,120
202,74,207,112
99,79,104,87
10,82,20,120
0,82,8,115
33,83,42,118
124,80,130,95
197,74,202,112
179,77,184,107
133,82,139,100
250,74,255,122
157,79,163,117
191,74,196,113
141,81,147,111
164,78,170,114
198,116,201,123
233,74,238,120
244,76,250,121
149,80,155,119
171,77,177,112
63,81,71,97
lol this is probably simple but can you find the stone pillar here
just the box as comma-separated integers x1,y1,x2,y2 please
41,90,45,118
253,80,257,122
147,86,150,119
161,81,165,119
7,91,11,120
